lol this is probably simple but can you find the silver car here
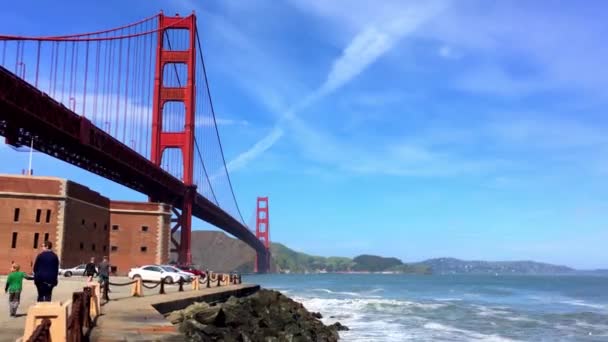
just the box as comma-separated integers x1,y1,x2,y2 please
59,264,93,277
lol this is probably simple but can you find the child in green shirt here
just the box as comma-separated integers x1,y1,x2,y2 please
5,264,33,317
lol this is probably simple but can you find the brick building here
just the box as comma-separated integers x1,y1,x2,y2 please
0,174,170,275
109,201,171,275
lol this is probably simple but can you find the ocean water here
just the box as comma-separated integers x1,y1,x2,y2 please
244,274,608,341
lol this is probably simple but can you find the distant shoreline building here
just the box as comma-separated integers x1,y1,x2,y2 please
0,174,170,275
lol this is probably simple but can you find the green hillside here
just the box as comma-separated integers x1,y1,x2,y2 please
184,231,430,274
271,243,430,274
271,243,354,273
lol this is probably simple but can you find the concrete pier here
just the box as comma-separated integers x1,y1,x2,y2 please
91,283,259,341
0,276,259,341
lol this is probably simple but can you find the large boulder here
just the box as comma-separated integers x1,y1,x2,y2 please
173,289,346,341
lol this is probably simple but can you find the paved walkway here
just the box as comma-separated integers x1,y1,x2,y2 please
0,275,100,341
92,284,259,341
0,276,200,341
1,275,259,341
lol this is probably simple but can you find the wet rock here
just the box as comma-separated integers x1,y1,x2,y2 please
193,306,222,325
329,322,350,331
173,289,341,341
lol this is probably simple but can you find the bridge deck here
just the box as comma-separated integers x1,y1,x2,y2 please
0,65,266,255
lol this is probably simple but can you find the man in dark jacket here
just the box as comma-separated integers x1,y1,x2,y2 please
33,240,59,302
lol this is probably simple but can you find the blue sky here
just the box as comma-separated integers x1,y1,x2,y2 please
1,1,607,269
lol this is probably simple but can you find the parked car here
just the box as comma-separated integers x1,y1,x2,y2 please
159,265,194,280
176,265,205,277
127,265,189,284
59,264,90,277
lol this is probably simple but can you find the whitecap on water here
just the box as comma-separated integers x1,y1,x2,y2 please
559,299,606,311
310,288,362,297
423,322,521,341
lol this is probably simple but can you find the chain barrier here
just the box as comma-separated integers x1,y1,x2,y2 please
142,281,161,289
26,318,51,342
108,280,137,286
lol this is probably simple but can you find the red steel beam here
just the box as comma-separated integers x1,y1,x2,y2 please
0,65,267,258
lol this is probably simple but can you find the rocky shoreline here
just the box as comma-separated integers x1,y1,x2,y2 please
168,289,348,341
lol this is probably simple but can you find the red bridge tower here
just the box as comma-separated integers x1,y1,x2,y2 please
254,197,271,273
150,13,197,265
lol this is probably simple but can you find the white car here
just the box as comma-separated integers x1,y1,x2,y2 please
127,265,189,284
160,265,195,279
59,264,96,277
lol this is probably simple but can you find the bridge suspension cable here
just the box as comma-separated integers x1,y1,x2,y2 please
0,12,247,227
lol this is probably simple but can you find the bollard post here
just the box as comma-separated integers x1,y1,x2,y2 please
206,272,211,288
192,276,200,290
178,277,184,292
87,284,100,319
22,302,68,342
238,274,242,284
159,277,166,295
217,274,221,287
131,278,143,297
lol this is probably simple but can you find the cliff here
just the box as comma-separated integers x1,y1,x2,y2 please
171,231,257,272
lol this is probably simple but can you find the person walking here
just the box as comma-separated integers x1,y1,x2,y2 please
32,240,59,302
84,257,98,282
98,256,110,296
5,263,33,317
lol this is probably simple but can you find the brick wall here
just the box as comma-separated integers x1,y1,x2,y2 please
0,175,171,275
60,181,110,268
0,175,62,195
0,175,64,273
109,201,171,275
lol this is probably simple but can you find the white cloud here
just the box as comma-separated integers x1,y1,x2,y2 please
226,126,284,172
227,1,447,172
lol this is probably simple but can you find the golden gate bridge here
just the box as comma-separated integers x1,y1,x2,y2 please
0,12,271,272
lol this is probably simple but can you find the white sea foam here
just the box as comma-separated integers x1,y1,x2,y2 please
311,288,362,297
367,288,385,294
435,297,463,302
295,296,416,341
560,299,606,310
297,296,447,313
423,322,521,341
474,305,511,317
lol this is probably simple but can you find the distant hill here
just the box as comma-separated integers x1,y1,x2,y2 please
171,231,258,273
271,242,354,273
417,257,575,275
352,255,402,272
176,231,429,274
176,232,596,275
267,244,430,274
